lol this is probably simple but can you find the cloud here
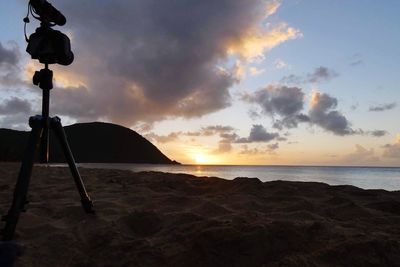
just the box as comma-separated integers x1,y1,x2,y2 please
349,53,363,66
243,85,305,117
191,124,280,153
187,125,236,137
243,86,357,136
368,130,388,137
227,23,301,61
280,66,338,84
0,97,34,129
341,144,380,165
350,59,363,66
151,124,237,154
42,0,300,126
0,113,30,130
368,103,397,112
0,97,32,115
148,124,280,154
242,85,308,129
265,0,282,17
0,42,19,66
215,140,234,153
145,132,181,144
0,41,25,88
239,142,279,155
308,92,354,136
267,142,279,151
307,66,338,83
249,67,265,76
382,135,400,158
239,145,262,155
235,124,279,143
272,113,310,130
274,58,288,69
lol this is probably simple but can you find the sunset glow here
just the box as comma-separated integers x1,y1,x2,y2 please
194,154,207,165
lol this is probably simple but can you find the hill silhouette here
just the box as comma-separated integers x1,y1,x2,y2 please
0,122,178,164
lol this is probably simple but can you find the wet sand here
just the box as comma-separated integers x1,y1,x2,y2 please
1,162,400,267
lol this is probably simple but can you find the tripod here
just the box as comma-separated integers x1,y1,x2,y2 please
2,64,94,241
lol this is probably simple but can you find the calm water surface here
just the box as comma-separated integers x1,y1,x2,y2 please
75,163,400,191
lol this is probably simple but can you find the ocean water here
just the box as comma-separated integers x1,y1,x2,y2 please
76,163,400,191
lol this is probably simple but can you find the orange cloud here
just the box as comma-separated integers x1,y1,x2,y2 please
24,62,87,89
227,23,301,61
265,0,281,17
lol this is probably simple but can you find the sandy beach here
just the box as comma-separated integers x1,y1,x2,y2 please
0,162,400,266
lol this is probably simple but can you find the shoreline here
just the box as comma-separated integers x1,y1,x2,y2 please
1,163,400,266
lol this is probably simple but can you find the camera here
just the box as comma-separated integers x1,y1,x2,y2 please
25,0,74,66
27,26,74,65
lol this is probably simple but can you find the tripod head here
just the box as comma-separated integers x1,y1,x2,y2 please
24,0,74,66
33,65,53,90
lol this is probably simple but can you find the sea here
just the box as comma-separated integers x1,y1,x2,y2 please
74,163,400,191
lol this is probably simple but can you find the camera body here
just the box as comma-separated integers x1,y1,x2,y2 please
25,0,73,66
27,25,74,66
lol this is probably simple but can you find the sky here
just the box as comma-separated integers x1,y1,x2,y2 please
0,0,399,166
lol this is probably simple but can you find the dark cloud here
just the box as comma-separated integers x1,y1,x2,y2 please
243,86,357,136
273,114,310,130
42,0,298,126
0,97,32,115
267,142,279,151
235,124,279,143
242,85,308,130
307,66,338,83
0,97,34,129
51,85,102,121
368,103,397,112
280,66,338,84
309,92,354,136
0,42,19,66
243,85,305,117
279,74,302,84
248,124,279,142
0,41,25,87
369,130,388,137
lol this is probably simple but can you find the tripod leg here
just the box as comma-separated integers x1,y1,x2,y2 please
2,116,43,241
39,88,50,163
50,117,94,214
39,123,49,163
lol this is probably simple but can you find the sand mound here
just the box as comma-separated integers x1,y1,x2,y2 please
0,163,400,266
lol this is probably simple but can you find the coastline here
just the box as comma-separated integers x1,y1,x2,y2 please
1,162,400,266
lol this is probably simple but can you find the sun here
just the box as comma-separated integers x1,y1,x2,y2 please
194,154,207,164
